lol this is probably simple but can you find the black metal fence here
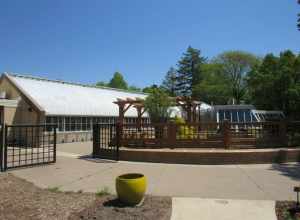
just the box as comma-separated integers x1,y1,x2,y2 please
0,124,57,171
93,123,119,160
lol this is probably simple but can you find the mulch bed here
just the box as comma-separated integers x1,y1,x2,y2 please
0,173,172,220
0,173,96,220
69,195,172,220
276,201,300,220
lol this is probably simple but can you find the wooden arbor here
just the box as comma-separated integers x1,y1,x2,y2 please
175,96,202,123
113,98,146,128
113,96,202,124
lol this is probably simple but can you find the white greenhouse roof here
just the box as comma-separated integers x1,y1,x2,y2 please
8,74,147,117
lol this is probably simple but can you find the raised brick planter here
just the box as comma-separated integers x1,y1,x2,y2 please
119,147,300,165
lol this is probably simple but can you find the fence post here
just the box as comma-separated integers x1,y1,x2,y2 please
279,120,287,146
92,124,100,157
223,120,231,149
116,122,122,161
4,124,7,171
0,124,3,172
168,122,176,147
53,125,57,163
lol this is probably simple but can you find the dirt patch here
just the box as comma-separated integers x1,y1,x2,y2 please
0,173,96,220
276,201,300,220
0,173,172,220
69,195,172,220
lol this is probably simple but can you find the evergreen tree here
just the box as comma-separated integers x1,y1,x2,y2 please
108,72,128,89
298,0,300,31
175,46,206,97
161,67,177,96
247,50,300,119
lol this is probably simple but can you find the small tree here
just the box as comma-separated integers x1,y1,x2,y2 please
144,88,173,123
108,72,128,89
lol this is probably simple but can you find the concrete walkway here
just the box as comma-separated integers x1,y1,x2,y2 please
10,152,300,200
8,142,300,219
171,198,277,220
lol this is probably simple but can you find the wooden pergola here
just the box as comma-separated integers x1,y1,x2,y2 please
113,97,146,129
175,96,202,123
113,96,202,125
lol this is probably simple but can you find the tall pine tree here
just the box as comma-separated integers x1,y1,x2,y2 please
161,67,177,96
175,46,206,97
298,0,300,31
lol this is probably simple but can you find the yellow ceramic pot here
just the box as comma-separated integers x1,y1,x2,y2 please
116,173,147,206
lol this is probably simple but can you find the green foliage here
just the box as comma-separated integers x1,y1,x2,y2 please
96,186,111,197
47,186,61,193
298,0,300,31
96,81,108,87
142,84,159,93
108,72,128,89
173,116,196,139
193,63,231,105
175,46,206,97
144,88,173,123
161,67,177,96
247,50,300,119
213,51,260,104
128,85,142,92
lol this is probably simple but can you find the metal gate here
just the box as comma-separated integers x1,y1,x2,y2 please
92,123,119,160
0,124,56,171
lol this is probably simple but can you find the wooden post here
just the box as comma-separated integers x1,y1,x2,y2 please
118,104,125,125
136,106,142,132
168,122,176,147
279,120,287,146
116,122,122,160
223,120,231,149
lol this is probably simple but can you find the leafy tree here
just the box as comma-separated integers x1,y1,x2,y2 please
246,54,279,110
128,85,142,92
108,72,128,89
175,46,206,97
142,84,159,93
96,81,107,87
213,51,260,104
161,67,177,96
193,63,231,104
144,88,174,123
247,50,300,119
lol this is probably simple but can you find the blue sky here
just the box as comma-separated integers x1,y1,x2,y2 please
0,0,299,87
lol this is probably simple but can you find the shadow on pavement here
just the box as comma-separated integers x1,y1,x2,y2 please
78,155,118,163
270,163,300,181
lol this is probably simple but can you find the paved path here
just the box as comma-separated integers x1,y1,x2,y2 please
10,150,300,200
171,198,277,220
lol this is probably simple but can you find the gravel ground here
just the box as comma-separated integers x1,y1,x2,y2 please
0,173,172,220
276,201,300,220
0,173,96,220
69,195,172,220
